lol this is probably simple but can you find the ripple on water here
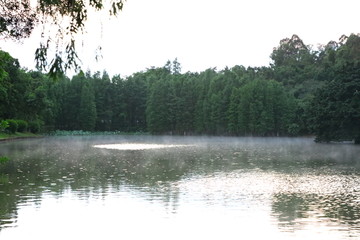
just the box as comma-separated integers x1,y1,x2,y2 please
177,169,360,228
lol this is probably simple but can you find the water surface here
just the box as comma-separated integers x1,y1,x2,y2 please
0,136,359,239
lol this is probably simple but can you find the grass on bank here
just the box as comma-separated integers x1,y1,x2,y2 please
0,130,149,140
0,132,40,140
48,130,149,136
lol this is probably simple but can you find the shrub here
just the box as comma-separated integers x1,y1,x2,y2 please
28,120,43,133
6,119,18,134
0,120,9,132
16,120,28,132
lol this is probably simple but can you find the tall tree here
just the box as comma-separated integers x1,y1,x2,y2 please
227,88,241,135
175,74,197,134
238,78,294,136
79,80,97,131
194,68,217,134
123,72,148,132
63,73,84,130
310,62,360,143
146,74,176,134
270,34,318,98
93,71,113,131
110,74,127,131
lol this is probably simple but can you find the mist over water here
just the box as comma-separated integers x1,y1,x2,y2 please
0,136,360,239
93,143,193,150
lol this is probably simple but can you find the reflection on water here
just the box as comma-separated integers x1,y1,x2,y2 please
0,136,360,239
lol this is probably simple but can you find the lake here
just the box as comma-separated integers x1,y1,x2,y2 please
0,136,360,240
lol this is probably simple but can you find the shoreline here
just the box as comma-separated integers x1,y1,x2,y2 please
0,133,43,142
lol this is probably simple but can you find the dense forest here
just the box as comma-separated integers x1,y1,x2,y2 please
1,34,360,143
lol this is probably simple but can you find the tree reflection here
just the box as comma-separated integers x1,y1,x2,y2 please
0,138,200,229
272,193,360,231
1,136,360,232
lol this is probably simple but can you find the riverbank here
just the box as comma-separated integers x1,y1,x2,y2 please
48,130,149,136
0,132,42,142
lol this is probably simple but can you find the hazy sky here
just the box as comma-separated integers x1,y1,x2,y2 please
1,0,360,77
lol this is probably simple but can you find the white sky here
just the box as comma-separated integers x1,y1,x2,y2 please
1,0,360,77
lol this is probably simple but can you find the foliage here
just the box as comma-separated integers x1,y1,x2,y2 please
6,119,18,133
0,120,9,132
16,120,28,132
146,73,176,134
310,62,360,143
79,76,97,131
1,34,360,142
270,34,319,99
0,0,37,39
28,120,43,133
237,79,295,136
0,0,126,77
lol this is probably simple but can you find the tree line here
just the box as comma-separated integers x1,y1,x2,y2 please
1,34,360,143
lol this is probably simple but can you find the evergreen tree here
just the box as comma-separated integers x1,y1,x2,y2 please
2,33,360,142
123,72,148,132
175,74,196,134
93,71,113,131
238,78,294,136
111,74,127,131
64,73,83,130
227,88,241,135
146,77,175,134
79,80,97,131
